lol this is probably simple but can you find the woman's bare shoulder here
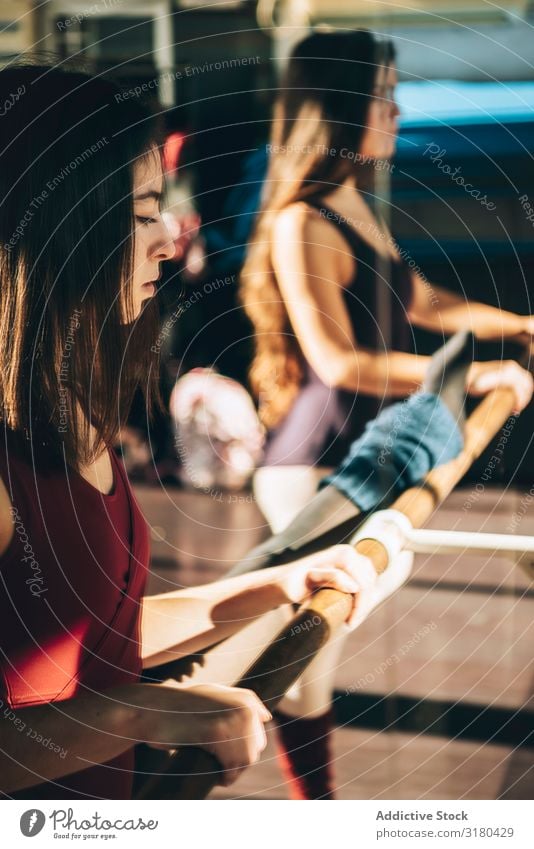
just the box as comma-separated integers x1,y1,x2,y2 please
272,202,355,282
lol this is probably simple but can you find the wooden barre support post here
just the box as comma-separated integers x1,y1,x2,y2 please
135,386,516,800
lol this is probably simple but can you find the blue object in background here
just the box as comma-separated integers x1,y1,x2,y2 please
203,80,534,272
396,79,534,159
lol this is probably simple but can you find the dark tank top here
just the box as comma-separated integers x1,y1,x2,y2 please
262,200,414,467
0,430,150,799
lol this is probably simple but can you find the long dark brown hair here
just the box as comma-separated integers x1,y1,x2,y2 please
0,60,165,470
241,30,396,428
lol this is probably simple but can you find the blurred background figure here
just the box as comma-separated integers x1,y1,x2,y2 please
233,28,534,799
170,368,265,492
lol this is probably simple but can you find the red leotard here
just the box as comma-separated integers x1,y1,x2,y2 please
0,430,150,799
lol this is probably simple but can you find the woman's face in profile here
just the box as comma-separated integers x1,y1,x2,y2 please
124,154,175,321
359,62,400,161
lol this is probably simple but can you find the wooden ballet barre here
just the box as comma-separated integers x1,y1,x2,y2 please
135,385,517,800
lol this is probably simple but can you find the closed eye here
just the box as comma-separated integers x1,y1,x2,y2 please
136,216,157,226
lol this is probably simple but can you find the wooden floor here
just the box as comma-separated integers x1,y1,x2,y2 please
134,482,534,800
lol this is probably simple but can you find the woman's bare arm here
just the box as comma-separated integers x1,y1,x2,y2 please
0,685,144,793
270,205,430,397
408,273,528,340
0,679,275,794
140,566,289,667
140,546,365,667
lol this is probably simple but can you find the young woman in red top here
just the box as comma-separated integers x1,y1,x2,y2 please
0,62,369,800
